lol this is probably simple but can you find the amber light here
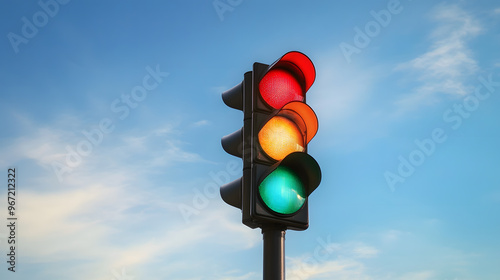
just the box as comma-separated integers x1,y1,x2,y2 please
258,116,305,161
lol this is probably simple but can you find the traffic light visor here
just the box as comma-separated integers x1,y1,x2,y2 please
257,102,318,161
258,51,316,109
280,101,318,144
279,51,315,92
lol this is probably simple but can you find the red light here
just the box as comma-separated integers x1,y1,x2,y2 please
259,68,304,109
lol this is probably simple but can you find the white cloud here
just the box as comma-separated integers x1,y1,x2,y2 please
0,121,66,170
109,208,258,268
381,229,403,243
0,113,207,179
288,258,371,280
286,245,442,280
286,241,377,280
0,113,258,280
395,4,481,111
191,119,210,127
153,122,179,136
395,270,435,280
283,223,484,280
222,273,258,280
15,182,259,279
309,53,373,124
306,52,392,152
351,243,379,259
18,185,130,261
212,85,232,96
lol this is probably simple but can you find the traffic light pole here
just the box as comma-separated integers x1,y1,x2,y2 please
262,226,286,280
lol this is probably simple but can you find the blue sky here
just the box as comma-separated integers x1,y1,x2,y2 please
1,0,500,279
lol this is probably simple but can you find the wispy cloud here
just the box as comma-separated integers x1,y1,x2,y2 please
17,184,260,279
307,52,391,152
286,241,377,280
0,112,207,176
191,119,210,127
395,270,435,280
395,3,482,111
288,258,371,280
380,229,403,243
0,113,259,279
310,53,374,124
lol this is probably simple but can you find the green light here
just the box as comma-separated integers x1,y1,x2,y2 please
258,166,306,215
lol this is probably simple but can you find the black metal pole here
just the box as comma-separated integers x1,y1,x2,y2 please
262,226,286,280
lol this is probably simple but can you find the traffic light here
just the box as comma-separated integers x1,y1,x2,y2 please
221,51,321,231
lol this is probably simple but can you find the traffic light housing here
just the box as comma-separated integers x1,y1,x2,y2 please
221,51,321,231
